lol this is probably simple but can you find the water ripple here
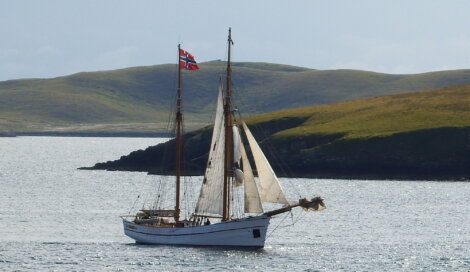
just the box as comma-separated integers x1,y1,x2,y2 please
0,137,469,271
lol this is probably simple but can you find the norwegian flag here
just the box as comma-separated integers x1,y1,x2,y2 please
179,49,199,70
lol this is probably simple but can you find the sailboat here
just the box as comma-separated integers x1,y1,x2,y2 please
121,28,325,248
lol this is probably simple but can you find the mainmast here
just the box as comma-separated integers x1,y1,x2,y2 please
175,44,182,222
223,28,233,221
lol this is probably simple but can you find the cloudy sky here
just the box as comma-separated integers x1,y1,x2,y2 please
1,0,469,81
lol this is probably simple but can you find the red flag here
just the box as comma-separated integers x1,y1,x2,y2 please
179,49,199,70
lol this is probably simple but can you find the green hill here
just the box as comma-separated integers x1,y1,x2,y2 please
251,83,470,139
2,61,470,133
83,84,470,181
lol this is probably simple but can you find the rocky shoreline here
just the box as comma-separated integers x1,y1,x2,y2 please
80,126,470,182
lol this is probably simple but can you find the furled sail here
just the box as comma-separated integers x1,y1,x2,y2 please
242,122,289,205
233,168,244,187
239,137,263,213
232,126,242,165
195,87,225,215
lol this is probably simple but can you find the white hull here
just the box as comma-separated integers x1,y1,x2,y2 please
123,214,270,248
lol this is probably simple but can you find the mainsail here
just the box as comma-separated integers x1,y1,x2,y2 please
195,86,225,215
242,122,289,205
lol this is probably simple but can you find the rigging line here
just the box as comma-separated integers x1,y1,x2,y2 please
154,179,164,209
128,195,140,215
238,184,244,218
235,102,303,199
230,80,307,199
204,77,222,131
152,163,169,208
180,116,186,220
233,103,302,200
141,175,154,210
277,210,309,229
188,178,195,218
229,84,288,170
144,48,182,212
232,183,237,218
191,178,198,217
183,176,188,219
151,60,180,209
234,183,239,218
248,122,302,198
186,176,197,218
291,210,309,226
164,55,179,136
153,174,165,207
138,67,178,212
265,212,291,240
149,75,178,211
231,178,242,218
152,167,165,204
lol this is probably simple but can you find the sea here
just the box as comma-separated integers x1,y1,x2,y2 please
0,136,468,271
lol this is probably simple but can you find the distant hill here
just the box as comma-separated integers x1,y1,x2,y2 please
2,61,470,133
83,84,470,181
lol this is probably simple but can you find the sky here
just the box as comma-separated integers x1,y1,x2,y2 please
1,0,470,81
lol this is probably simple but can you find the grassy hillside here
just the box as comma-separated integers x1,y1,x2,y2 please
2,61,470,133
83,84,470,180
250,84,470,139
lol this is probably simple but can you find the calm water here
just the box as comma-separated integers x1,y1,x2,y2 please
0,137,468,271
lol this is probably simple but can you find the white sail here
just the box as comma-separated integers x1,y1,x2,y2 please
242,122,289,205
195,87,225,215
239,138,263,213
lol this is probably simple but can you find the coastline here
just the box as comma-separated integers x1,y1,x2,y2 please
79,166,470,182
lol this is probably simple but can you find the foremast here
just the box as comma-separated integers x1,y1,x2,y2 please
223,28,234,221
175,44,183,222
